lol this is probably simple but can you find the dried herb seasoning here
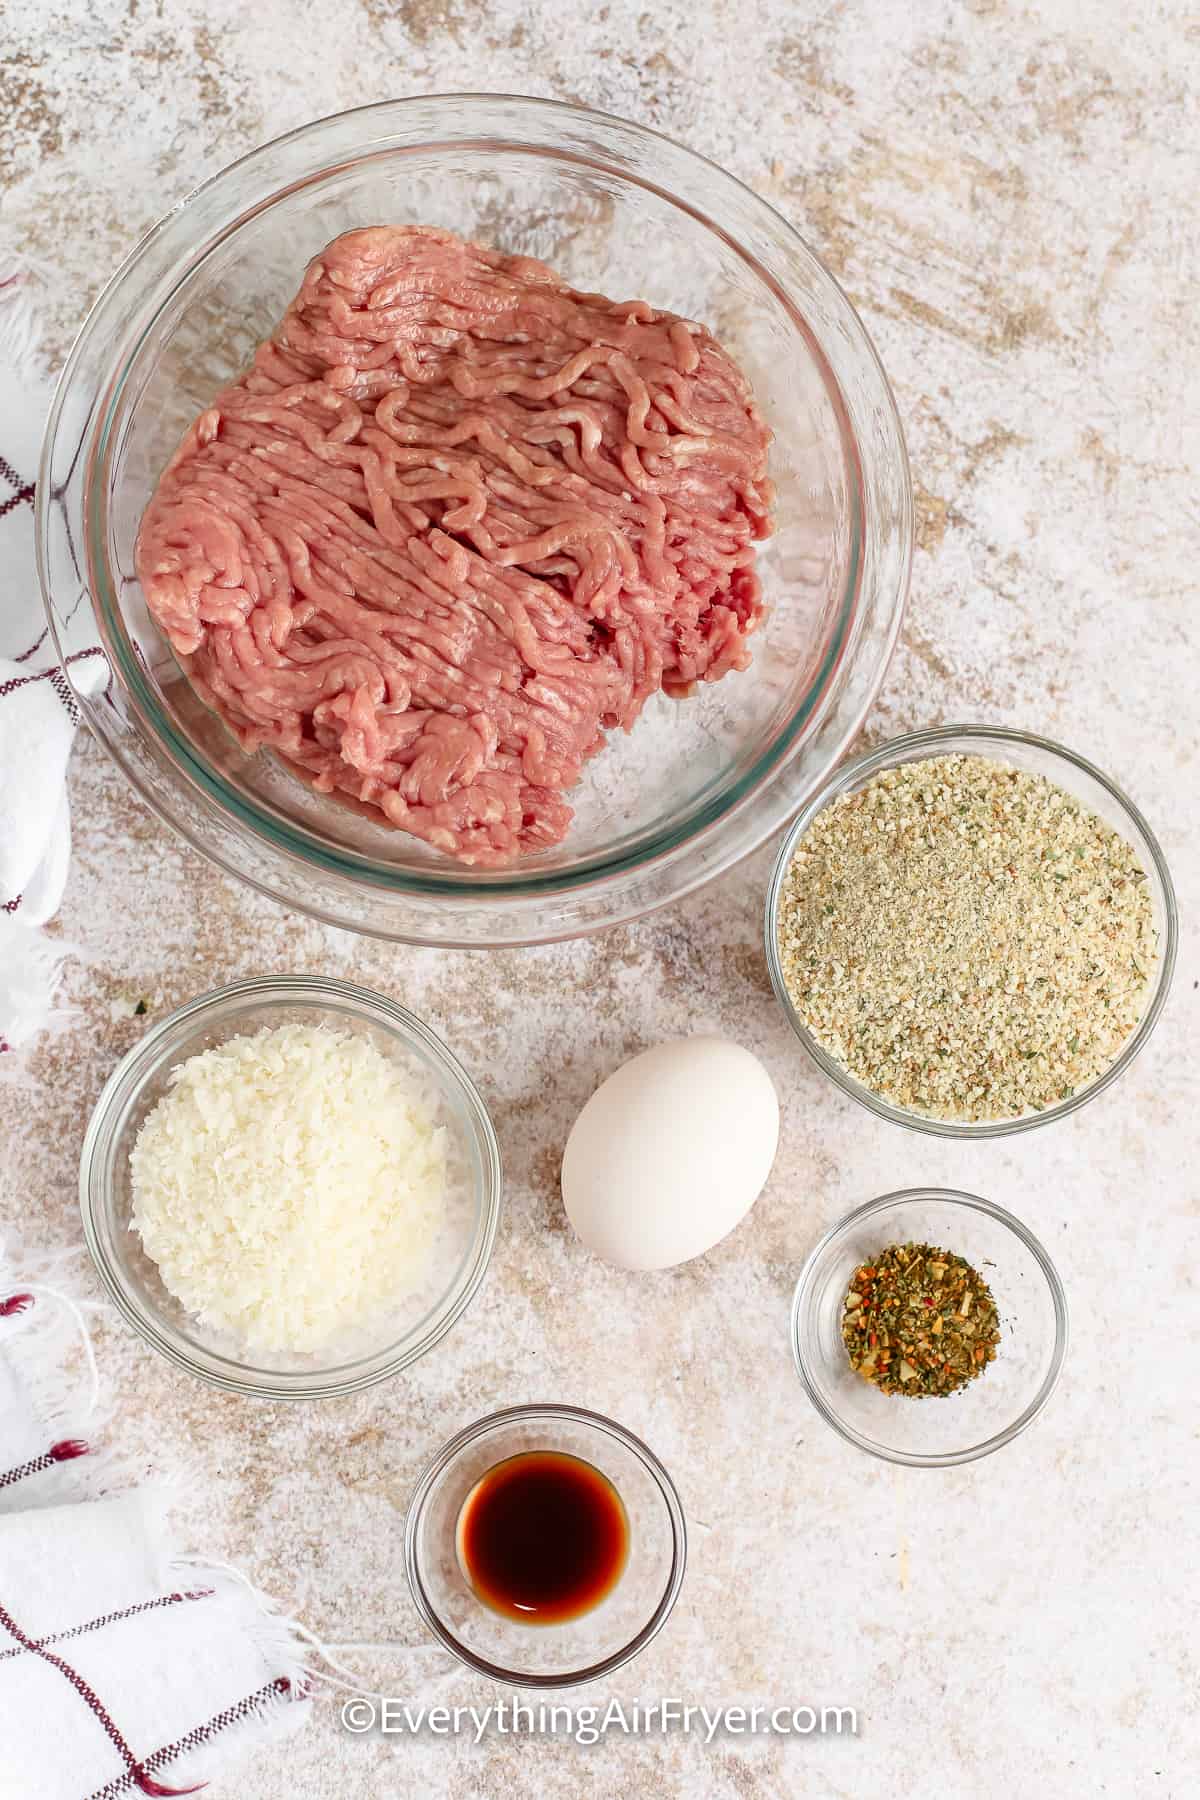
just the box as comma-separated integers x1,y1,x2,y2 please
841,1242,1000,1396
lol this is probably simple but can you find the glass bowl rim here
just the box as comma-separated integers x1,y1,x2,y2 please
41,90,911,934
403,1401,688,1687
78,973,503,1400
790,1186,1070,1468
764,721,1179,1138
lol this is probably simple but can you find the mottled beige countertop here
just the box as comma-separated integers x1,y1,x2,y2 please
2,2,1198,1795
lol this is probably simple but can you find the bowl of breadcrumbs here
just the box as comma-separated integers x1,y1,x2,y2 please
765,725,1177,1137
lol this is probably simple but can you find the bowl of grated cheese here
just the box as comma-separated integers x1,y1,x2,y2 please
79,975,502,1398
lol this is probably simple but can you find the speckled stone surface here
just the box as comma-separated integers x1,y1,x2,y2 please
2,3,1198,1795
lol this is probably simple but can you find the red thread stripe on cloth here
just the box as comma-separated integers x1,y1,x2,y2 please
0,645,106,692
0,664,60,698
0,645,105,724
83,1677,294,1800
0,474,50,669
0,1439,90,1490
0,1589,215,1664
0,1599,202,1796
0,481,33,520
15,625,50,663
0,662,77,711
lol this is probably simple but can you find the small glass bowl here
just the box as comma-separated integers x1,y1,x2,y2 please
404,1404,686,1687
765,723,1178,1137
79,975,502,1399
791,1188,1068,1467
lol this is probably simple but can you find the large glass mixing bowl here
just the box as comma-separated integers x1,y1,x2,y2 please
38,95,911,945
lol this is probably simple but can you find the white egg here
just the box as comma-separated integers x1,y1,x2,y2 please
561,1036,779,1271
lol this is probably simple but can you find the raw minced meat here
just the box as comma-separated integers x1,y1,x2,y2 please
136,225,774,864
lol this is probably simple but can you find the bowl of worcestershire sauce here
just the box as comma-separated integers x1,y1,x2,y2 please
404,1405,686,1686
456,1450,630,1625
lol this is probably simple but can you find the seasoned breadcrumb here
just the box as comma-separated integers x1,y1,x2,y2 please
776,754,1157,1122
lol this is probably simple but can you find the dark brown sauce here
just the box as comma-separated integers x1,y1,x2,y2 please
455,1451,629,1624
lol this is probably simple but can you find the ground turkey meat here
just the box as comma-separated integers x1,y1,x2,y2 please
136,226,774,865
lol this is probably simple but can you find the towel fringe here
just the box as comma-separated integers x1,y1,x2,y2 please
0,919,79,1055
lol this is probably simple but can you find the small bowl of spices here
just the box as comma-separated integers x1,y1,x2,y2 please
791,1188,1068,1466
765,724,1177,1135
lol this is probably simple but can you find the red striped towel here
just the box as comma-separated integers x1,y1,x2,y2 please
0,1244,311,1797
0,258,79,1052
0,262,70,923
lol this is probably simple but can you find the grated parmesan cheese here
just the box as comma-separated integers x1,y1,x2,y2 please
130,1022,447,1353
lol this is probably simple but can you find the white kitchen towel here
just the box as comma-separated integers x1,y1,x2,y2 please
0,1248,106,1513
0,257,69,922
0,254,81,1051
0,1244,311,1799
